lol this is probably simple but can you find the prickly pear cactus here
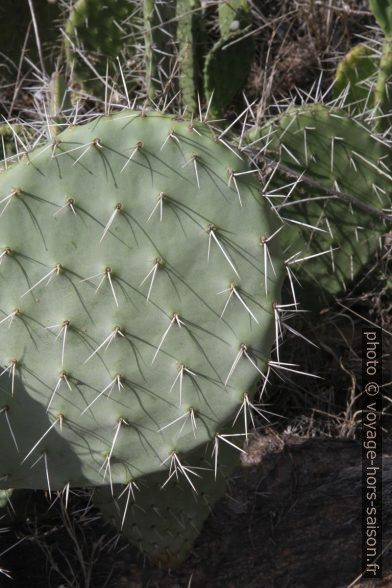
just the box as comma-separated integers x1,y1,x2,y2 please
244,104,391,310
204,29,255,117
65,0,138,97
334,1,392,129
176,0,203,113
374,36,392,131
218,0,251,36
0,109,284,564
144,0,177,98
370,0,392,36
93,459,228,566
333,44,378,111
48,71,73,137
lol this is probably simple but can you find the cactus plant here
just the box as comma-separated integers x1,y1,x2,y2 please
47,71,73,137
370,0,392,36
0,108,284,564
204,29,255,117
176,0,204,113
65,0,139,98
1,0,391,574
333,44,378,112
244,104,391,310
218,0,251,37
334,0,392,130
144,0,178,99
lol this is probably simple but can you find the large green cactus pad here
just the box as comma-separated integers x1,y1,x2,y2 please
0,110,283,496
245,104,391,310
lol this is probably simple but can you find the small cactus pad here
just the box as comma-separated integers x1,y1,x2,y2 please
176,0,203,113
218,0,251,37
0,110,283,497
65,0,138,96
370,0,392,36
374,38,392,132
369,0,392,131
204,30,255,117
333,44,378,112
144,0,177,98
245,104,391,309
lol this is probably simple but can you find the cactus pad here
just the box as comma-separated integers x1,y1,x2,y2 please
245,104,391,310
0,109,283,562
218,0,251,37
143,0,177,98
333,44,378,112
370,0,392,36
204,30,255,117
176,0,203,113
65,0,138,96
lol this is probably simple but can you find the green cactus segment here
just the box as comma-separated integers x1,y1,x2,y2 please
94,395,245,567
204,30,255,117
94,461,228,567
374,38,392,131
144,0,155,98
0,109,283,495
48,71,73,137
144,0,177,98
367,0,392,131
370,0,392,36
65,0,138,97
176,0,202,113
93,418,241,567
218,0,251,37
333,41,392,130
333,45,378,111
334,1,392,129
245,104,391,309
